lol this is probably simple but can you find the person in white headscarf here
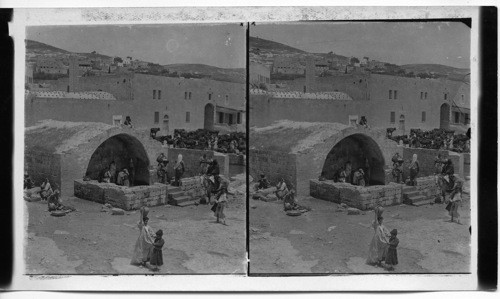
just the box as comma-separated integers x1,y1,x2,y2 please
174,154,185,187
408,154,420,186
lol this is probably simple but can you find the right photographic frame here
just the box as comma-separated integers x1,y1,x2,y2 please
248,21,472,275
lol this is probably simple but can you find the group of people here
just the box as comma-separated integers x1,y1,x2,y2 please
388,128,470,154
131,207,165,271
24,173,74,213
156,153,185,187
155,129,246,155
366,206,399,271
99,160,135,187
255,175,299,212
320,160,371,187
391,153,420,186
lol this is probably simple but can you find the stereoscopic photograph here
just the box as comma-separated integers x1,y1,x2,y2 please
23,23,247,274
248,21,472,274
11,5,483,292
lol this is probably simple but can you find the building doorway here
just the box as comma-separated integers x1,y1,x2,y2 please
440,103,450,129
204,103,215,130
162,115,169,134
398,114,405,134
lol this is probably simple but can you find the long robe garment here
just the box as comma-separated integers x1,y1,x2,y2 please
131,222,156,265
366,221,390,264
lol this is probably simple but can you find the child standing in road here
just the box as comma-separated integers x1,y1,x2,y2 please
385,229,399,271
149,229,164,272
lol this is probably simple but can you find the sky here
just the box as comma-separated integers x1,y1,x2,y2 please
27,24,246,69
251,22,471,69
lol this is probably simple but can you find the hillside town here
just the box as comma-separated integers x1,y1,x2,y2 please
24,25,247,274
248,22,471,274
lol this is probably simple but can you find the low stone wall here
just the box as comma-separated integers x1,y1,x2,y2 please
310,175,438,210
249,149,297,191
179,176,206,199
412,176,440,198
167,148,231,178
402,147,466,178
25,149,62,190
74,179,167,210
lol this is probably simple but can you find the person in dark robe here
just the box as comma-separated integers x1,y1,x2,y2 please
149,229,164,271
257,174,270,190
385,229,399,271
206,159,221,191
124,116,133,128
442,158,455,190
109,161,117,184
344,161,352,184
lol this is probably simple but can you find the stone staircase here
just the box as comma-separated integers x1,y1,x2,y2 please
167,185,198,207
402,185,434,206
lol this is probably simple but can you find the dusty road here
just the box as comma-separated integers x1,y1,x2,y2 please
25,193,246,275
249,182,471,274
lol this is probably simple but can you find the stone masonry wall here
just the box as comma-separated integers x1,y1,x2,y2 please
25,149,61,189
402,147,465,178
74,179,167,210
310,179,402,210
310,175,438,210
167,148,230,178
179,176,206,199
249,149,297,190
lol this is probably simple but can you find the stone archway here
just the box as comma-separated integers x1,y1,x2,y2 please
321,133,386,186
440,103,450,129
85,133,151,186
204,103,215,130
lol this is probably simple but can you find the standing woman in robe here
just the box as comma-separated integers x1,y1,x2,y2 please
174,154,185,187
131,207,156,267
367,206,390,266
408,154,420,186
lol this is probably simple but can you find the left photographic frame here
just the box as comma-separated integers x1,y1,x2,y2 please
23,23,248,275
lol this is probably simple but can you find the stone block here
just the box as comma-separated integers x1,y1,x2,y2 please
111,208,125,215
347,208,360,215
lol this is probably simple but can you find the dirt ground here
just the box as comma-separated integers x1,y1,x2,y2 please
249,181,471,274
25,192,246,275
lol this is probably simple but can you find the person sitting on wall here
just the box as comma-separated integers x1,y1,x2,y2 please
352,168,366,186
40,178,53,201
257,174,271,190
117,169,130,187
109,161,117,184
102,165,112,183
359,116,368,128
344,161,353,184
123,116,133,128
335,166,347,183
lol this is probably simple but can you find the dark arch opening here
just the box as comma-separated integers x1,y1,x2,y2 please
321,133,386,185
85,133,150,186
204,103,215,130
440,103,450,129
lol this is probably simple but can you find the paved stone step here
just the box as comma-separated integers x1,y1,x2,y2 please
413,199,435,206
168,191,186,199
407,195,427,204
170,195,193,205
167,186,181,192
402,186,417,192
177,200,198,207
403,190,424,198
